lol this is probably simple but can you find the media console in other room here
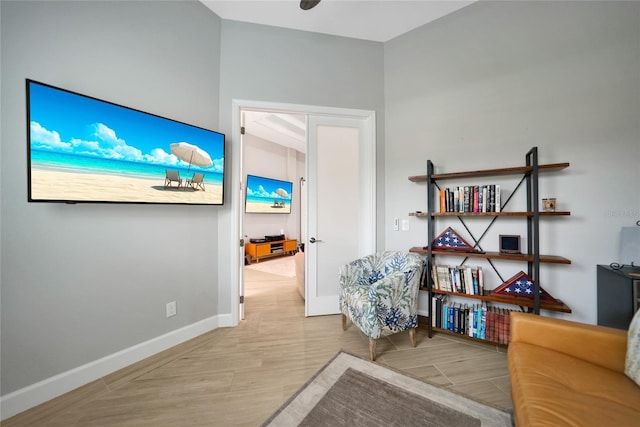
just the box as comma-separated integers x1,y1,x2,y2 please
245,237,297,264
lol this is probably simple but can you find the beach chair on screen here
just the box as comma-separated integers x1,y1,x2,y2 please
188,173,205,191
164,170,182,189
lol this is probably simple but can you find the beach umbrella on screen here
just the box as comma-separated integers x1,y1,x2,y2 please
276,188,289,198
170,142,212,173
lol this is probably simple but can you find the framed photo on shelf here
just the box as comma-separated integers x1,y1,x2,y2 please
499,235,521,254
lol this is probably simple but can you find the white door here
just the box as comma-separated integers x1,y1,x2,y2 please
306,115,376,316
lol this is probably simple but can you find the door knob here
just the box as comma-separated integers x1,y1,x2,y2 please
310,237,323,243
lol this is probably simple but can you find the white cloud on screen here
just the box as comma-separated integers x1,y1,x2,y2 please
247,185,290,200
30,121,223,172
30,122,71,150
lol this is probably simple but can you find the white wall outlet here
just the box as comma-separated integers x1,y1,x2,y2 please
166,301,177,318
401,219,410,231
393,218,399,231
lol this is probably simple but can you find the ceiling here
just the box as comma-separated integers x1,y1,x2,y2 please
211,1,474,152
243,111,307,153
201,0,474,43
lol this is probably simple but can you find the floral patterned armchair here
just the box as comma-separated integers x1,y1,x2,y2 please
339,251,425,360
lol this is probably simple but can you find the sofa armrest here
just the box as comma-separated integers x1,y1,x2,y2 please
510,312,628,373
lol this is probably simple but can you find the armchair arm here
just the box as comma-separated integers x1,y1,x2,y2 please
510,312,628,373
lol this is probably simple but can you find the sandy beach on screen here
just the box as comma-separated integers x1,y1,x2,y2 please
245,201,291,213
30,169,223,204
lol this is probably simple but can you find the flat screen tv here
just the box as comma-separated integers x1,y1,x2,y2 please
26,79,225,205
245,174,293,214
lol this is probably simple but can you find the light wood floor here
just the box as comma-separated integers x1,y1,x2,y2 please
3,259,513,426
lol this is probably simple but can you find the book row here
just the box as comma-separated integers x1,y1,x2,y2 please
431,264,485,295
439,185,501,213
431,296,514,345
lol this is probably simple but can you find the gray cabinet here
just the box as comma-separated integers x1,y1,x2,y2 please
597,265,640,329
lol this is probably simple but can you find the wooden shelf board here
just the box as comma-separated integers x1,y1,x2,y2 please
424,288,572,313
430,327,508,346
431,211,570,217
409,247,571,264
409,211,570,217
408,162,569,182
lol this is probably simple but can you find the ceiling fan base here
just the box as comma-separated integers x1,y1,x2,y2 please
300,0,321,11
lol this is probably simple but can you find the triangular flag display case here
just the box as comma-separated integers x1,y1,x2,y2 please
491,271,557,301
408,147,572,346
431,227,474,251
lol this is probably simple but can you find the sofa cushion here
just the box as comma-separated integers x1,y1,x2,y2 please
509,341,640,426
625,308,640,386
510,311,627,373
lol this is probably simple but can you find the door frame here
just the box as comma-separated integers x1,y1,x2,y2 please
230,99,376,324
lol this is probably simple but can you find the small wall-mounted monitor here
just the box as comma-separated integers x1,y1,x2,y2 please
499,235,521,254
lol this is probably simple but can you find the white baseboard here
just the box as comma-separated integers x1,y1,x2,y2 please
216,312,235,328
0,315,223,421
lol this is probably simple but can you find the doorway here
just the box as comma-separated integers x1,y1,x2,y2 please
231,100,376,323
242,110,306,321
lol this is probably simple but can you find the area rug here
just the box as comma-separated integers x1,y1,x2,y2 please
245,255,296,277
262,351,512,427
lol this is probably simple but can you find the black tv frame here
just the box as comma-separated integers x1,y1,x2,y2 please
26,79,225,206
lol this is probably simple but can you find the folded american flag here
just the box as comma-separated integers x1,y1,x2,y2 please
491,271,556,301
432,227,473,251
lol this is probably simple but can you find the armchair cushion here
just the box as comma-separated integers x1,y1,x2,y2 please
339,251,424,340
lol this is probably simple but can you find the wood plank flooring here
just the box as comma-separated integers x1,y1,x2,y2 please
3,259,513,426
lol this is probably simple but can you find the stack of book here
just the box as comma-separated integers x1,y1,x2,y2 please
431,296,514,344
439,185,500,213
431,264,484,295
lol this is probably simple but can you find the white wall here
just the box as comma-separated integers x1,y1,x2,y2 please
0,0,222,399
384,1,640,324
244,134,305,241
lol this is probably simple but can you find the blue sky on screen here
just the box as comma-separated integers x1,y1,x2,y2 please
28,81,224,172
246,175,292,200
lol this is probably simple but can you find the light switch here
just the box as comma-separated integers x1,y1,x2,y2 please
401,220,409,231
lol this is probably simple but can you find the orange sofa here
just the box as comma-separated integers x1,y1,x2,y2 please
508,312,640,426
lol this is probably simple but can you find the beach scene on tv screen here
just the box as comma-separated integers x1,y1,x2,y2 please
28,81,224,205
246,176,292,213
